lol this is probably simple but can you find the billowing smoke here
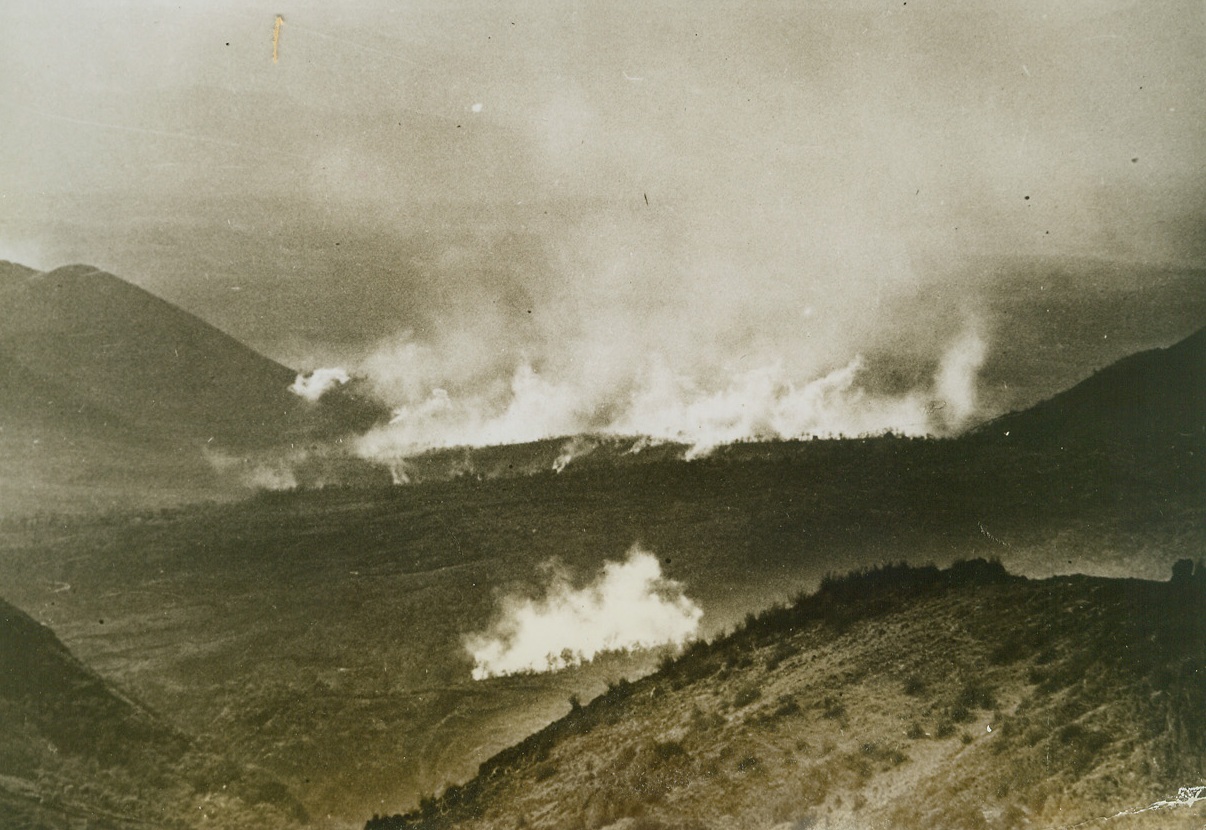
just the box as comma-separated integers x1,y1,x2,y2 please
290,367,351,402
7,4,1201,471
553,436,598,473
355,363,583,458
465,545,702,680
614,354,933,460
933,326,988,429
355,326,988,462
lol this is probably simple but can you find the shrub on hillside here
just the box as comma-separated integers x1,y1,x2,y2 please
820,695,846,720
733,684,762,708
765,641,796,670
1057,723,1112,774
957,681,997,711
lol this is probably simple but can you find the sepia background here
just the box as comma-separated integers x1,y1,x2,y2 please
0,2,1203,829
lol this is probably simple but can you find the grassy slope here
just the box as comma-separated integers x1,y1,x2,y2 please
0,595,308,829
0,341,230,517
367,561,1205,830
0,264,302,448
978,326,1206,446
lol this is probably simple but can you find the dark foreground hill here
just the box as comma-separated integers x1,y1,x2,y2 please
367,561,1205,830
0,594,307,829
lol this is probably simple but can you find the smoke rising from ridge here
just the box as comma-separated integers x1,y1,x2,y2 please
465,546,702,680
354,326,988,462
4,1,1201,442
290,367,351,402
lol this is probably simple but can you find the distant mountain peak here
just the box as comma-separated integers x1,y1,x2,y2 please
0,260,390,514
0,261,391,442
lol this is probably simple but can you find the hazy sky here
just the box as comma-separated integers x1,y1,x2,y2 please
2,1,1204,446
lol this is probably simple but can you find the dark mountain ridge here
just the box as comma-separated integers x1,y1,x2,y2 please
0,260,389,515
977,325,1206,450
0,262,384,448
0,257,1201,517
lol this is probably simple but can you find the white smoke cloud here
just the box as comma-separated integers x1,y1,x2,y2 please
933,326,988,429
355,326,989,463
625,436,664,455
553,436,598,473
465,545,703,680
203,448,301,491
613,355,935,460
355,364,588,460
289,367,351,402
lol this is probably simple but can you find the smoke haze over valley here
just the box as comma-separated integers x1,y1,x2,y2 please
1,2,1204,829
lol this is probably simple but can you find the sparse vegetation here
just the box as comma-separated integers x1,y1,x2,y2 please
731,683,761,708
0,596,307,829
819,695,847,721
364,560,1206,830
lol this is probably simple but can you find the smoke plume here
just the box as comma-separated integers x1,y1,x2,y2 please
355,326,988,462
290,368,351,402
5,3,1201,419
933,326,989,430
553,436,598,473
465,545,702,680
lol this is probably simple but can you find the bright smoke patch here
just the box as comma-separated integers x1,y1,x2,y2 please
615,354,933,460
465,546,702,680
553,436,598,473
355,327,988,463
289,367,351,402
933,327,988,428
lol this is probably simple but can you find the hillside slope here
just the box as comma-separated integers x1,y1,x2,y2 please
976,326,1205,450
890,256,1206,418
367,561,1205,830
0,594,308,829
0,318,1200,821
0,262,385,448
0,260,389,514
0,340,226,515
